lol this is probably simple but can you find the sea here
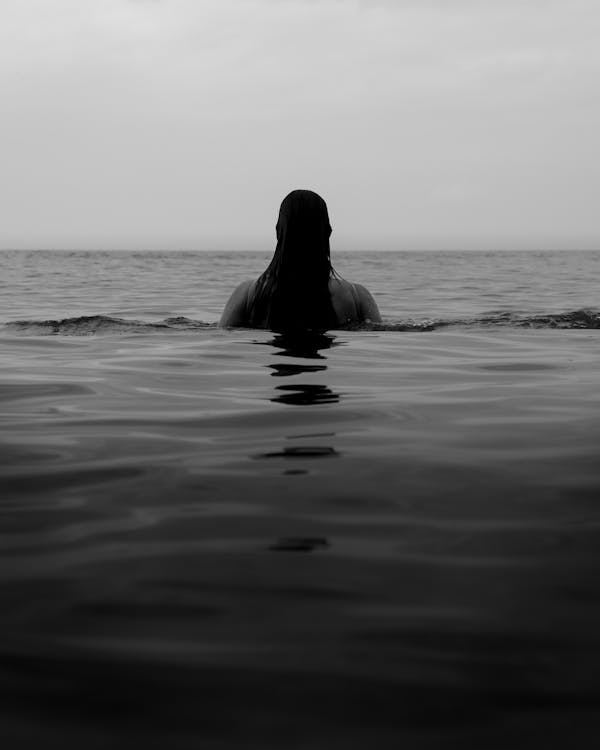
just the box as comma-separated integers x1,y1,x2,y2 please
1,249,600,748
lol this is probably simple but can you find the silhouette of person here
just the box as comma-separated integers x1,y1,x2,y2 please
220,190,381,331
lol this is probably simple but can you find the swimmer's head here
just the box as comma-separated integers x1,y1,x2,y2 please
249,189,337,330
276,189,332,244
273,189,333,275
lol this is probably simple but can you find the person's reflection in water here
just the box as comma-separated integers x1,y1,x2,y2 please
251,305,344,472
219,189,381,331
251,329,343,473
265,331,342,405
265,331,339,360
271,384,340,406
268,363,326,377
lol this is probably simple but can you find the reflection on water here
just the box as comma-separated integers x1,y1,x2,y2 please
271,383,341,406
262,331,341,463
269,536,330,552
256,446,339,459
268,363,327,377
258,331,341,359
265,332,342,405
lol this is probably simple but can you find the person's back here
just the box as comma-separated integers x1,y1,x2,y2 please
220,190,381,330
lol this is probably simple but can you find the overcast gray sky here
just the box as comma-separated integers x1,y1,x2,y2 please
2,0,598,250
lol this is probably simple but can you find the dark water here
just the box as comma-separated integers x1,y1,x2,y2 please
1,251,600,747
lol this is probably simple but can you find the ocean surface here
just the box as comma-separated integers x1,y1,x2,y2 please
1,249,600,748
2,249,600,330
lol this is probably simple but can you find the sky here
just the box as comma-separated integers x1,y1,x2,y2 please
1,0,599,251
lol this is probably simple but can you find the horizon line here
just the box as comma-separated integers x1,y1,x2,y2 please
2,247,599,253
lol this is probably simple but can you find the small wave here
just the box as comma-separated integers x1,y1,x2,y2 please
366,308,600,332
4,309,599,335
4,315,216,335
510,309,600,329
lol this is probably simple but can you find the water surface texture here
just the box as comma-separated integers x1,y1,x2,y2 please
1,251,600,748
2,249,600,326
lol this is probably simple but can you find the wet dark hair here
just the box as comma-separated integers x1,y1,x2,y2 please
249,190,338,331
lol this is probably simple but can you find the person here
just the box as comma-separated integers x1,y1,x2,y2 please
220,189,381,331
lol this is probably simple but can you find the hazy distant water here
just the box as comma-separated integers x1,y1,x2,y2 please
1,249,599,326
1,249,600,748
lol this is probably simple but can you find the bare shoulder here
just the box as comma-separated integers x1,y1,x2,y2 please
219,279,255,327
329,278,381,324
351,282,382,323
328,277,357,323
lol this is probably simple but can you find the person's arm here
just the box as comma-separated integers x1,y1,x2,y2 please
354,283,382,323
219,280,253,327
